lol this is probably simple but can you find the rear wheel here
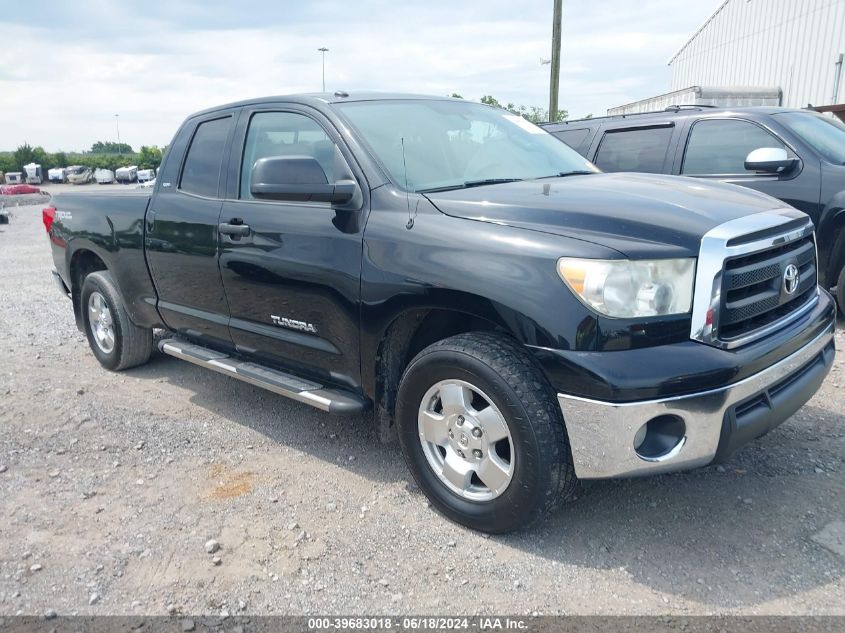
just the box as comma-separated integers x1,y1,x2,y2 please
396,332,576,533
81,271,152,371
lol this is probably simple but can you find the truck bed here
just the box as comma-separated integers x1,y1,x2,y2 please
48,188,159,328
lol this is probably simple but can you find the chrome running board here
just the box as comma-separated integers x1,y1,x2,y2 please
158,338,368,414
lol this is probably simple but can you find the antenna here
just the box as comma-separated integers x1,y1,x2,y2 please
400,137,416,229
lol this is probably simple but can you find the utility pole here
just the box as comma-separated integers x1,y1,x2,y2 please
548,0,562,122
115,114,121,155
317,47,329,92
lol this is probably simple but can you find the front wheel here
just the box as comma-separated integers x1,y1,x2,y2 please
81,271,152,371
396,332,576,533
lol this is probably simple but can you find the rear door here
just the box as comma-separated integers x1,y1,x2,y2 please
146,111,237,348
676,117,818,216
217,104,367,387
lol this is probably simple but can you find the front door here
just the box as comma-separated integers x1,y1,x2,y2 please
146,113,237,348
677,117,821,217
218,107,367,388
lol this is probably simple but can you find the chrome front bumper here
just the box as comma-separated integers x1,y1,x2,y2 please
558,322,835,479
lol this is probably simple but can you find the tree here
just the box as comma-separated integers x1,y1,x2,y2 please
13,143,36,170
479,95,567,123
480,95,502,108
449,93,463,99
138,146,163,170
0,153,16,174
90,141,134,154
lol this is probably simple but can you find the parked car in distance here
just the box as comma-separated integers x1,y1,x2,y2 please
137,168,156,183
42,93,836,532
543,106,845,312
115,166,138,184
1,184,41,195
66,166,93,185
95,168,115,185
48,167,67,183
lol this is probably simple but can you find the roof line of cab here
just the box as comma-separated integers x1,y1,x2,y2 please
185,92,459,121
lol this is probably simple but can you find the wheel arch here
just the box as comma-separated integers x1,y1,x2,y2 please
818,203,845,289
68,247,109,330
369,301,536,443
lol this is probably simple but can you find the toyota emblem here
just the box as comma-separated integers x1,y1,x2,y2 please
782,263,800,295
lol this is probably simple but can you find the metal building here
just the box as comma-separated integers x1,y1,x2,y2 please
668,0,845,109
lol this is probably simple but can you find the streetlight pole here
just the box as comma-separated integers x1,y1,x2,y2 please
115,114,121,155
317,47,329,92
548,0,562,122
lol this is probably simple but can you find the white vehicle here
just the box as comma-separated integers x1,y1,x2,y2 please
24,163,43,184
5,172,24,185
95,168,115,184
115,165,138,184
137,168,156,183
48,167,67,183
136,178,156,189
65,166,93,185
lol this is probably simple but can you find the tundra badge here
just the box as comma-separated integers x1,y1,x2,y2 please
271,315,317,334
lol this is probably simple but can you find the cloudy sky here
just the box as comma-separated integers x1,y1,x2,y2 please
0,0,720,152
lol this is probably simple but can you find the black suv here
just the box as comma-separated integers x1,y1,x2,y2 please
543,107,845,312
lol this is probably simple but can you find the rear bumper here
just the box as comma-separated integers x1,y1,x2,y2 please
558,319,835,480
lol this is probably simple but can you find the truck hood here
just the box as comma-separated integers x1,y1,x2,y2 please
423,172,788,258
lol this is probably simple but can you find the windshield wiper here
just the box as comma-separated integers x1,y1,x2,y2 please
535,170,596,179
462,178,523,188
417,178,522,194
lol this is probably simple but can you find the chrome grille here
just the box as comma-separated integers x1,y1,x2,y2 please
719,236,817,341
690,209,819,350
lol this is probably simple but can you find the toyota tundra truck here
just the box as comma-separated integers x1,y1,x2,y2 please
43,93,837,532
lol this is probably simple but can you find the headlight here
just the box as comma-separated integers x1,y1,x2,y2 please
557,257,696,318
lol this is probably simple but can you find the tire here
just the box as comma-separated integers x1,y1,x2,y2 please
837,263,845,316
80,271,152,371
396,332,576,533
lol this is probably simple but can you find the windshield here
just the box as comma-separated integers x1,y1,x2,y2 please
773,111,845,164
335,99,598,192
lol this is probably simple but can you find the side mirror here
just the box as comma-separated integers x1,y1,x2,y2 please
744,147,798,174
250,155,357,204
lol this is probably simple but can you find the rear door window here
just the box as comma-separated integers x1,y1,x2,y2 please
593,126,673,173
179,116,232,198
681,119,787,175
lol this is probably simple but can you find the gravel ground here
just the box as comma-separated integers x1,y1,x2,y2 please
1,192,844,616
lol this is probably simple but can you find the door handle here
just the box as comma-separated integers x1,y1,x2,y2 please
218,222,251,237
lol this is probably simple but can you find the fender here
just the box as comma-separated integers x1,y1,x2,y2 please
56,205,163,330
817,191,845,286
359,191,622,397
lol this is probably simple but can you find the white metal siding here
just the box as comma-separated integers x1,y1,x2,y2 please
608,86,781,115
670,0,845,108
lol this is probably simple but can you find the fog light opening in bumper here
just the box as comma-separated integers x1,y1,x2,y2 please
634,415,687,462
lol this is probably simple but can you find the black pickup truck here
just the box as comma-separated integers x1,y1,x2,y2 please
44,93,836,532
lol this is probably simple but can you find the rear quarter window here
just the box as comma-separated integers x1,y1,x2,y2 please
551,128,592,156
179,116,232,198
593,126,673,173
